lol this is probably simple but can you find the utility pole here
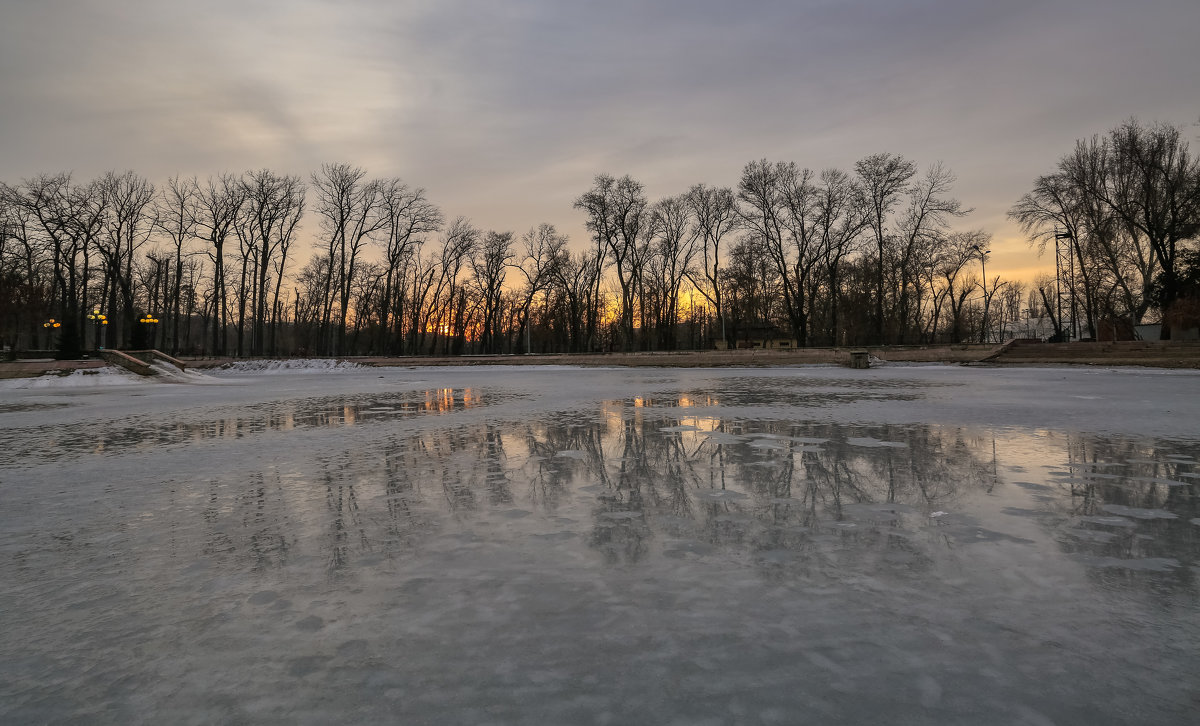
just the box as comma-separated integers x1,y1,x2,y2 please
972,243,991,343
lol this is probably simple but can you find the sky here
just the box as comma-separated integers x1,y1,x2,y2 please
2,0,1198,282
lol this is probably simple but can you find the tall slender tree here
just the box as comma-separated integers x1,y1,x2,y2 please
192,174,244,355
574,174,645,350
855,153,916,344
684,184,737,347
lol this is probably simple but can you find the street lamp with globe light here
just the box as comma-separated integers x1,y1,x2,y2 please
138,314,159,349
42,318,60,350
87,307,108,350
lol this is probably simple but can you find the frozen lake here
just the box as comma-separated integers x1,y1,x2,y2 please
2,364,1198,724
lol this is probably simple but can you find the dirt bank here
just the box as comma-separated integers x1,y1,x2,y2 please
3,341,1197,380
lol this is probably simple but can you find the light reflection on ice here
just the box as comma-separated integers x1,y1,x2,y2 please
1,367,1198,724
0,386,501,464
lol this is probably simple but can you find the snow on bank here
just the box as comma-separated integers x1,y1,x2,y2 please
0,366,145,389
209,358,364,374
147,360,223,384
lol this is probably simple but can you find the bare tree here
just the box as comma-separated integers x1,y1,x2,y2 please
722,235,782,347
684,184,737,347
140,251,171,349
1103,121,1200,338
855,153,917,344
513,223,567,354
934,231,989,343
7,175,110,356
737,160,805,343
191,174,245,355
3,177,79,353
470,230,515,354
812,169,869,345
645,194,699,349
311,163,388,354
575,174,645,350
238,169,305,355
378,179,442,354
1065,121,1200,338
1015,120,1200,340
548,247,604,353
893,164,967,343
154,176,199,353
416,217,477,355
94,171,155,348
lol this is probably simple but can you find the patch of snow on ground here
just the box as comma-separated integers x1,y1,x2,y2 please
147,360,223,384
0,366,144,389
211,358,364,374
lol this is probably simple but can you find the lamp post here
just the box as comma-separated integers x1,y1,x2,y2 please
87,307,108,350
139,313,160,349
42,318,61,350
972,244,991,343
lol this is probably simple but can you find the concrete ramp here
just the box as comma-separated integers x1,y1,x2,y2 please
100,349,200,379
124,349,187,371
978,338,1022,362
100,349,156,376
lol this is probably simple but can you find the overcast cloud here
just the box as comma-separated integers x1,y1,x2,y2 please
2,0,1198,278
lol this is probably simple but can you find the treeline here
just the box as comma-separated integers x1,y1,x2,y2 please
1009,118,1200,340
2,118,1196,359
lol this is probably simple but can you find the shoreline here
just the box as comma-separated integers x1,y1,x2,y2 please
3,341,1198,379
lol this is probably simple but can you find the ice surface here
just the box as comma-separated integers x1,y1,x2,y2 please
1100,504,1179,520
1,365,1198,724
845,436,908,448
